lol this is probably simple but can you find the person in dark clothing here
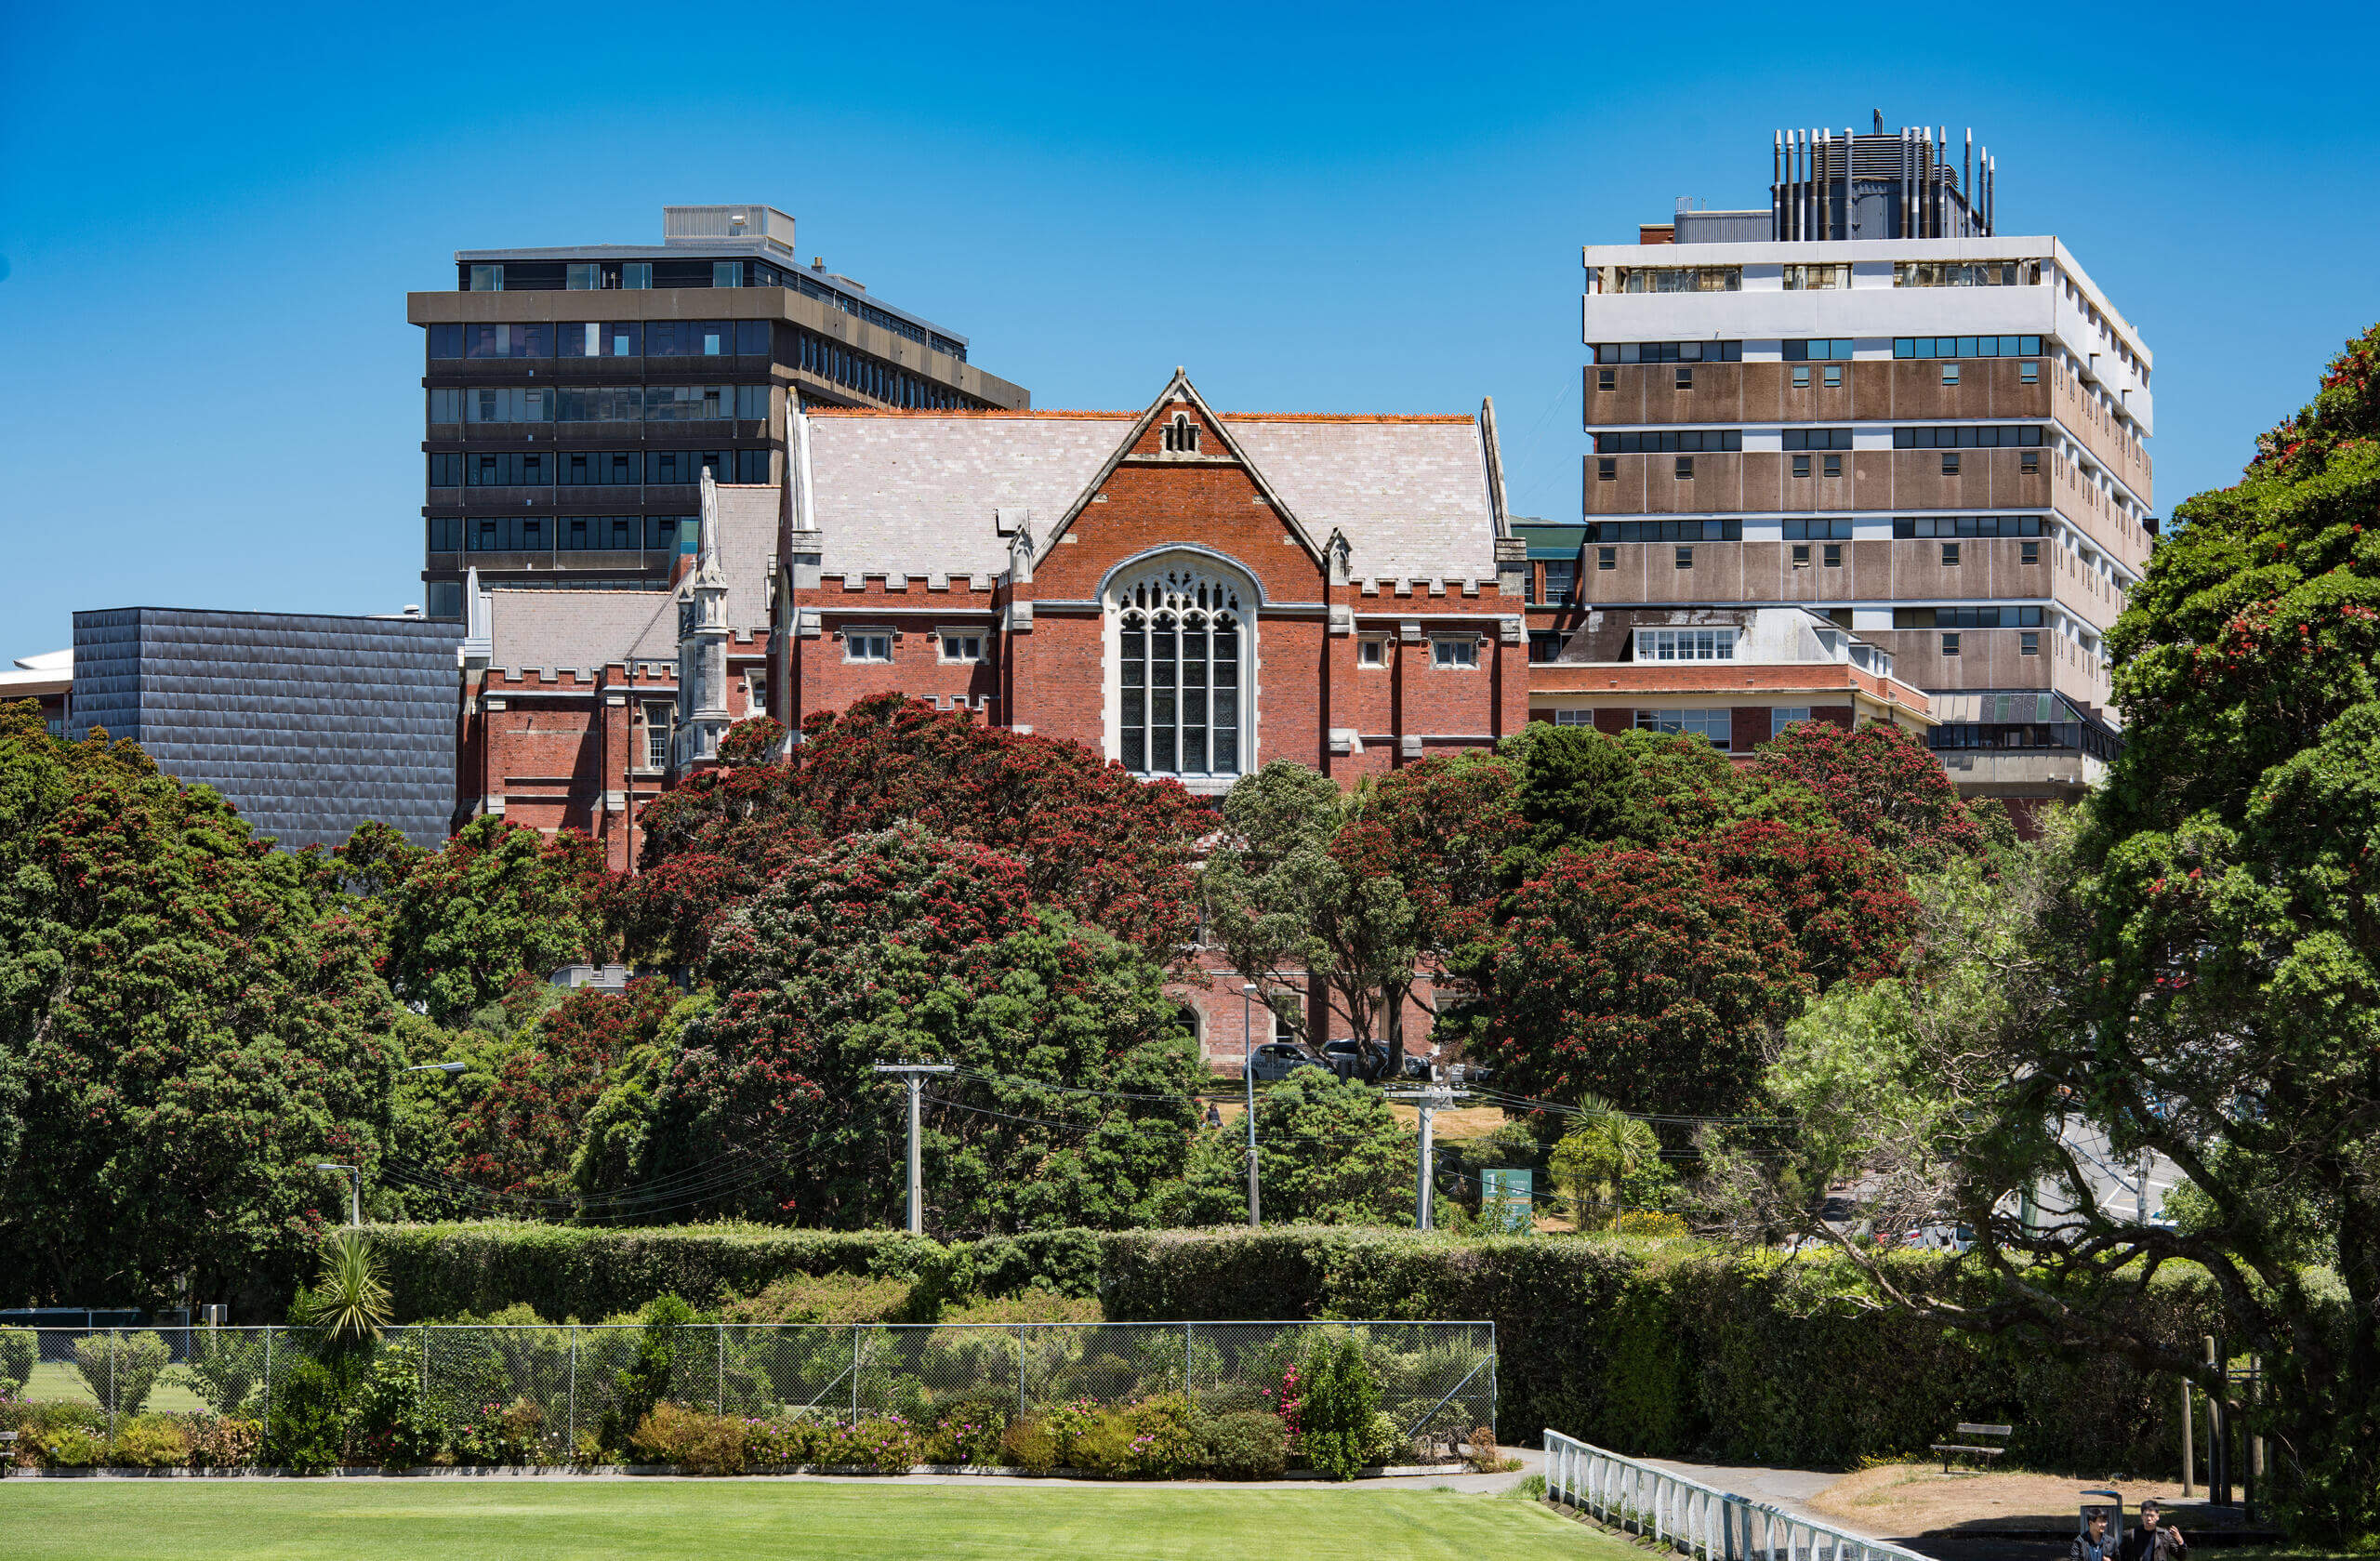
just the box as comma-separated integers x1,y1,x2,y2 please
2121,1500,2187,1561
2071,1508,2118,1561
1203,1103,1223,1129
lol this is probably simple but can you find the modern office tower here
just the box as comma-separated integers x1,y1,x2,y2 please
69,608,463,850
408,205,1031,620
1550,121,2148,821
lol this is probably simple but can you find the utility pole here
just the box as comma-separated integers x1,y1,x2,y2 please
312,1163,361,1228
1240,984,1262,1227
871,1063,954,1234
1386,1087,1459,1230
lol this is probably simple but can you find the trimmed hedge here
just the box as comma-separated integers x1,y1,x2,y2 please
370,1221,2220,1472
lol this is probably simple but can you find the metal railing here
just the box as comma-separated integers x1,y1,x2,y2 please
7,1321,1494,1456
1543,1431,1933,1561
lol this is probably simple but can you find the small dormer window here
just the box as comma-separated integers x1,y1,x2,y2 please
1162,414,1199,453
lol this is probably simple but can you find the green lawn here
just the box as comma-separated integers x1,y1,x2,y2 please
0,1479,1621,1561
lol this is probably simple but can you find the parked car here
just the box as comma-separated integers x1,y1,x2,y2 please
1321,1039,1382,1081
1248,1042,1324,1082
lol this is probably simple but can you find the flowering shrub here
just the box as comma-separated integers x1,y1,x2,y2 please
452,1397,548,1466
191,1416,262,1468
629,1403,747,1474
35,1426,112,1468
1197,1409,1288,1479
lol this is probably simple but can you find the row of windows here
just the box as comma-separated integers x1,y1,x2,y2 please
1636,628,1735,662
1782,428,1854,451
430,384,771,424
1782,338,1856,361
1894,259,2042,287
459,259,963,361
430,516,692,552
1783,519,1855,539
429,449,772,487
1781,264,1849,291
1938,631,2038,656
1612,267,1741,294
1791,453,1844,478
1592,340,1745,364
1582,520,1743,542
1893,424,2046,448
1894,605,2046,628
1895,335,2045,360
1929,721,2113,758
427,320,775,361
1894,514,2046,538
1593,430,1743,454
1526,560,1579,605
838,630,985,665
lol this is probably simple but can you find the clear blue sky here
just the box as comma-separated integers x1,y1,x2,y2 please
4,1,2374,654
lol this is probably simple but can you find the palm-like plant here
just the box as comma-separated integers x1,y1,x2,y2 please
1549,1095,1662,1230
302,1230,393,1343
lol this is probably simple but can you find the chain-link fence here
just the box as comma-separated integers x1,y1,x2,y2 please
6,1321,1496,1455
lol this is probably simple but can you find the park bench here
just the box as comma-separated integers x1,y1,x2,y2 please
0,1429,15,1475
1930,1422,2011,1473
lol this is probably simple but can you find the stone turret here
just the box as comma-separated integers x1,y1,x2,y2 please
673,467,734,771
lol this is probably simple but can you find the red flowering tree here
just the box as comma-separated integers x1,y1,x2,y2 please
1688,818,1916,989
447,977,678,1197
616,695,1208,965
1468,847,1811,1114
1754,719,1983,874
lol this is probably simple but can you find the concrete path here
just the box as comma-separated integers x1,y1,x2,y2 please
1633,1458,1892,1538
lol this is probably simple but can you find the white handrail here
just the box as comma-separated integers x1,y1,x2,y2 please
1542,1430,1936,1561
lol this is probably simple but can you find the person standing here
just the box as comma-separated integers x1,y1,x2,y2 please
2121,1501,2187,1561
2072,1509,2117,1561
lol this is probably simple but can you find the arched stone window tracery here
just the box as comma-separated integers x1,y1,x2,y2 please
1112,565,1245,779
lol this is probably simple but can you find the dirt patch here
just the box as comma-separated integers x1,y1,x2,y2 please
1809,1463,2261,1537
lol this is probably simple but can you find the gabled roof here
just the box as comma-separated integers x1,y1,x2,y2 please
799,374,1507,589
481,483,776,678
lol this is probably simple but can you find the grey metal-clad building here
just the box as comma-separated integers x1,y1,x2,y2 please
70,608,463,851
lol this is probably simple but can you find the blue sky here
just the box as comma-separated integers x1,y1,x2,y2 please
3,0,2374,653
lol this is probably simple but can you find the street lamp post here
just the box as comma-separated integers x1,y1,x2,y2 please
1240,984,1261,1228
312,1163,361,1228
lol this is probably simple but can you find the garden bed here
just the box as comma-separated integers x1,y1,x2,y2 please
6,1458,1471,1480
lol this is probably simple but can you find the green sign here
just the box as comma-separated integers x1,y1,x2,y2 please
1479,1168,1534,1235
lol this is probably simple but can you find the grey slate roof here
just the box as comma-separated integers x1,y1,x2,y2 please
485,483,777,676
801,411,1499,589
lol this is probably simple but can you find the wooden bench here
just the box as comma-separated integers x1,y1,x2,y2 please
1930,1422,2011,1473
0,1429,15,1476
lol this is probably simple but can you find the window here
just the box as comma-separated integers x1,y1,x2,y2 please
1593,340,1742,363
621,262,652,289
427,323,464,359
643,385,733,420
1596,547,1617,570
428,580,463,620
845,631,893,663
2020,539,2041,564
1824,453,1842,478
1673,546,1694,569
1357,636,1386,668
747,679,767,715
465,323,552,359
1824,364,1843,389
1940,633,1961,656
1117,569,1243,777
1673,456,1694,480
562,322,641,357
1895,425,2045,449
1528,631,1564,664
713,261,743,287
939,631,984,663
465,387,552,423
1635,708,1731,747
1894,334,2044,358
464,516,550,551
641,704,671,770
1793,454,1811,479
1792,543,1811,567
2020,451,2040,475
735,449,772,483
467,452,554,486
1895,605,2044,628
428,517,461,551
2020,631,2040,655
1161,413,1199,452
1611,267,1741,294
1823,543,1843,568
1782,263,1849,290
1891,515,2044,538
566,263,601,290
1585,520,1742,542
1941,542,1961,566
1597,457,1617,481
1941,452,1961,476
1674,366,1694,390
559,516,640,550
1593,430,1742,453
1636,628,1734,661
645,449,733,485
469,264,503,292
1893,260,2042,287
555,385,644,422
1770,707,1811,737
1792,366,1810,390
645,516,688,550
734,384,771,419
1782,519,1855,539
1553,709,1595,726
1543,562,1576,603
1597,367,1616,390
2019,360,2040,385
428,453,462,487
1432,638,1479,668
1783,429,1852,450
1940,363,1961,386
1783,338,1855,361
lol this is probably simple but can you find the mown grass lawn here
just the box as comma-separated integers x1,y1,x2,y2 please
0,1478,1624,1561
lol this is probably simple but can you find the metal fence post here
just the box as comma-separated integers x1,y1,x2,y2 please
263,1328,273,1433
568,1325,578,1448
717,1326,725,1416
108,1329,117,1441
1183,1323,1194,1403
1016,1325,1027,1422
850,1325,860,1424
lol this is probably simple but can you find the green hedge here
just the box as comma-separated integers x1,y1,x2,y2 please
372,1221,2220,1471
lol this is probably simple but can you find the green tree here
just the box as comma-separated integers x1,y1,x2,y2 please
0,707,400,1314
362,814,604,1025
1549,1097,1663,1229
1182,1070,1413,1226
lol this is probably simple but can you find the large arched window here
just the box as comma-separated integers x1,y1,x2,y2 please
1115,566,1244,779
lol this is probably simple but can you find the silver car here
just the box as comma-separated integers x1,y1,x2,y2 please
1248,1042,1323,1081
